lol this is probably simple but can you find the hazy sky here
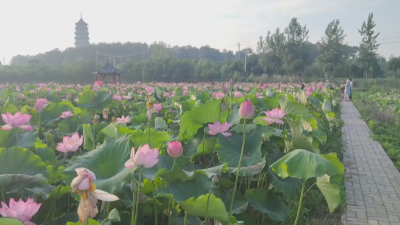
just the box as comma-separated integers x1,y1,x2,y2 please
1,0,400,64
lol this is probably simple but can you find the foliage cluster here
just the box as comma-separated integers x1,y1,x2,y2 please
0,81,344,225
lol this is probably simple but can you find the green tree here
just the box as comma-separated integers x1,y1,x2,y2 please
387,56,400,79
257,28,285,75
358,13,381,78
148,42,174,59
282,18,311,77
318,20,347,78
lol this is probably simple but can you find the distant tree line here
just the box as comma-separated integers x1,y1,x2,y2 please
1,13,399,84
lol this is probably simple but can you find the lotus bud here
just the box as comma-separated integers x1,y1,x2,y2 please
107,208,121,222
167,141,183,158
239,101,255,119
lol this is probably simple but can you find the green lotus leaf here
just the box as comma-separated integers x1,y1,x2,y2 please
245,189,289,221
180,194,229,223
155,117,168,131
0,129,37,149
66,218,100,225
169,211,202,225
141,154,191,181
41,101,74,126
316,174,343,212
278,94,308,116
131,114,148,126
321,153,344,175
101,123,119,138
227,161,266,177
219,190,248,215
130,128,170,149
156,163,227,184
226,108,241,125
234,213,255,225
269,168,302,200
283,118,319,153
77,91,112,113
33,147,57,167
196,137,217,156
180,99,228,136
62,136,134,194
231,124,256,134
215,125,267,167
22,183,55,200
82,124,95,150
0,218,24,225
270,149,337,181
42,213,78,225
322,99,332,111
155,173,213,202
57,115,82,136
312,129,327,145
0,147,48,188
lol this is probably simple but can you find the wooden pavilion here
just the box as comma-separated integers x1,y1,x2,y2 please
94,58,124,83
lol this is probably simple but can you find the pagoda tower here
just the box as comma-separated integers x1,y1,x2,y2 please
74,14,90,48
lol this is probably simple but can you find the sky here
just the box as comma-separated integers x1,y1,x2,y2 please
1,0,400,64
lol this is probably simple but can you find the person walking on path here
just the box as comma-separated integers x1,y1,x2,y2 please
340,81,345,100
349,79,353,100
344,79,351,101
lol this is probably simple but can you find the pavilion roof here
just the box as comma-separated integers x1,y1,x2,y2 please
96,58,124,75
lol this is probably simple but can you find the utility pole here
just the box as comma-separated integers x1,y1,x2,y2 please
244,50,247,75
237,42,241,60
113,57,115,67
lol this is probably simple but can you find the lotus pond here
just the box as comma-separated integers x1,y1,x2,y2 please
0,81,344,225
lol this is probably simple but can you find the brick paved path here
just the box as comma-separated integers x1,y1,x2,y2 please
342,101,400,225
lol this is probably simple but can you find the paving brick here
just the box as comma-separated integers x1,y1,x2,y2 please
341,101,400,223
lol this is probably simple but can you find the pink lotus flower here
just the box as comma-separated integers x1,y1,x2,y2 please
122,95,131,100
305,91,313,97
262,84,268,89
94,81,102,87
34,98,49,112
263,108,286,125
146,86,155,94
208,121,232,137
163,92,170,97
167,141,183,158
116,115,130,124
1,112,33,131
154,104,163,112
183,90,188,96
60,111,73,119
213,92,224,99
56,132,83,153
239,101,255,119
113,95,122,101
125,144,159,168
18,93,24,99
234,92,243,98
71,168,119,225
0,198,41,225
